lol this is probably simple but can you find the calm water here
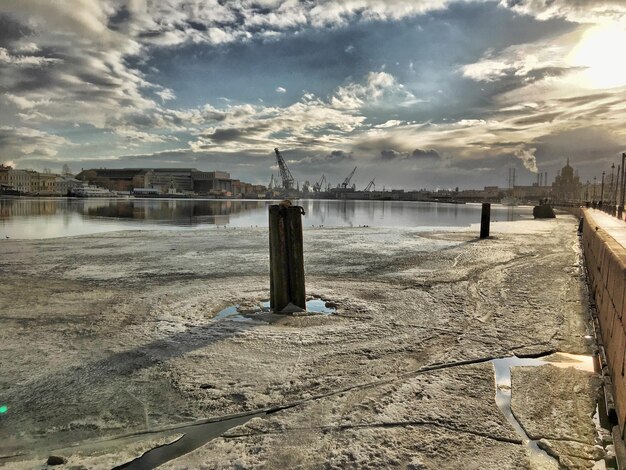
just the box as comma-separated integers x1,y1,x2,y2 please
0,197,534,239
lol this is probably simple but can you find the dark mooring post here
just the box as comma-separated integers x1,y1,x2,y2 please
269,202,306,313
480,203,491,239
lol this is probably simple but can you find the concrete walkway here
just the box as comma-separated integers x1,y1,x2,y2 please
586,209,626,248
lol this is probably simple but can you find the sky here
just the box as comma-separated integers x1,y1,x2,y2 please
1,0,626,190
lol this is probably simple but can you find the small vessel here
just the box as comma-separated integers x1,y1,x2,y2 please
71,184,114,197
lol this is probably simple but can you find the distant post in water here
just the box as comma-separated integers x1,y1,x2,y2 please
269,202,306,313
480,203,491,239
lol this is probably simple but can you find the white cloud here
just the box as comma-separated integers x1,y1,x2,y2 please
499,0,626,24
0,126,73,160
155,88,176,103
331,72,421,110
460,39,573,82
275,86,287,93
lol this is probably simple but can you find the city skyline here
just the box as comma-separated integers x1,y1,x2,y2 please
1,1,625,189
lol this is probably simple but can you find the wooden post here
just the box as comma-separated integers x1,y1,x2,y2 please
269,203,306,313
480,203,490,239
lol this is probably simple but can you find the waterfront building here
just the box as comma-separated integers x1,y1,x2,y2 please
552,159,581,202
54,176,81,195
76,168,260,197
192,171,232,194
3,168,32,193
31,172,57,194
143,169,195,192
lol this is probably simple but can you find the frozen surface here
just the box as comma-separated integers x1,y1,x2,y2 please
0,216,599,468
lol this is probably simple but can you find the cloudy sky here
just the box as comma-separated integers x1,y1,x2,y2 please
1,0,626,189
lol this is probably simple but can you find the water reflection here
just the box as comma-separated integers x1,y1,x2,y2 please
0,197,534,239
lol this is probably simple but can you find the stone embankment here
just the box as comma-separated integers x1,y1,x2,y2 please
581,208,626,461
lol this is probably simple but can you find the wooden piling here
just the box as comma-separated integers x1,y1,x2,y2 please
480,203,490,239
269,203,306,313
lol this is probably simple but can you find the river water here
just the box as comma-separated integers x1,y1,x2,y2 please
0,197,534,239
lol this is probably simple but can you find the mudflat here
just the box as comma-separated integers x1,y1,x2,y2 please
0,216,605,469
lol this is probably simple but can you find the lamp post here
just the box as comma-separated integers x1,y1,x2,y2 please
614,164,620,216
617,153,626,219
601,171,605,209
610,163,615,214
593,176,597,206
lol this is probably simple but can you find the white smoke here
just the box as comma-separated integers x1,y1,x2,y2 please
514,146,538,173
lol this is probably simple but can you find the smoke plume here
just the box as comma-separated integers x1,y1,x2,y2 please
514,146,538,173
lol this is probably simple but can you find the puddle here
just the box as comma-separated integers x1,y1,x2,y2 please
114,412,265,470
491,353,596,466
304,299,336,314
213,305,253,323
214,298,336,322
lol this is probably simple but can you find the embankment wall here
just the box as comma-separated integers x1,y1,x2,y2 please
582,209,626,437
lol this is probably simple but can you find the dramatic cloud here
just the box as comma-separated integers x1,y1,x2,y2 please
411,148,441,160
0,0,624,188
0,126,73,163
325,150,354,162
500,0,626,24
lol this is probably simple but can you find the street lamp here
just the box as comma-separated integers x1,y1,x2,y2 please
614,164,620,216
601,171,605,208
620,153,626,219
610,163,615,214
593,176,597,204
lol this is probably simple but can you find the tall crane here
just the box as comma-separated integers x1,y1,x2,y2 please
274,148,294,191
364,178,375,191
313,174,326,192
341,166,357,189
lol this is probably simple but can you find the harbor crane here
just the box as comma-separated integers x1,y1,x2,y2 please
341,166,357,189
274,148,295,191
364,178,375,191
313,174,326,192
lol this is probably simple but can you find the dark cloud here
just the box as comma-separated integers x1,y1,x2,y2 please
0,14,31,46
186,20,208,32
410,148,441,159
325,150,353,162
107,6,130,31
513,112,561,126
380,148,441,161
380,149,404,160
205,128,244,142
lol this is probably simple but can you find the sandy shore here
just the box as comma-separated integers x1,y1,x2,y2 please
0,216,607,468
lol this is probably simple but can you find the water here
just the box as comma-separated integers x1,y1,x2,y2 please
113,412,265,470
0,197,534,239
214,299,336,321
491,353,597,466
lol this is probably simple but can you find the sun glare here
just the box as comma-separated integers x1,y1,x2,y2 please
568,23,626,89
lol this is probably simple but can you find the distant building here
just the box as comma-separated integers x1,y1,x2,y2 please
54,175,81,195
552,159,581,202
192,170,232,194
0,165,80,195
76,167,263,197
0,166,32,193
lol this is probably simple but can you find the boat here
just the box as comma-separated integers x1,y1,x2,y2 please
70,185,115,197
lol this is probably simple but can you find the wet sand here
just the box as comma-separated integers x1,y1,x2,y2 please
0,216,608,468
